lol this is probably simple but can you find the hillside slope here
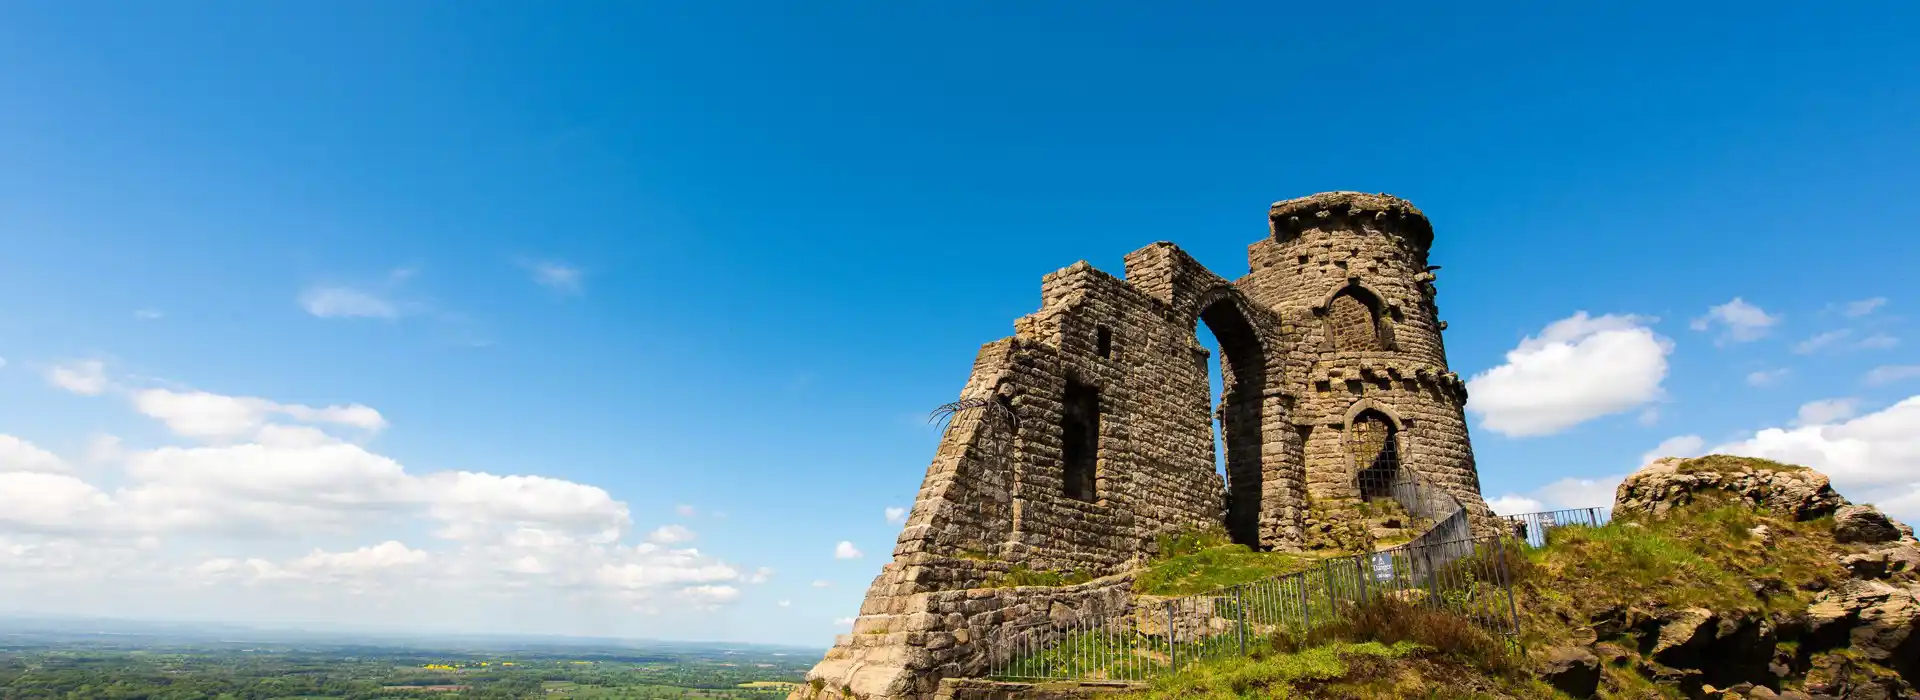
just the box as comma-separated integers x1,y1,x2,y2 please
1120,456,1919,700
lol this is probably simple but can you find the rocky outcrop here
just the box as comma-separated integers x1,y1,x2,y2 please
1836,505,1907,545
1544,456,1920,699
1614,456,1847,521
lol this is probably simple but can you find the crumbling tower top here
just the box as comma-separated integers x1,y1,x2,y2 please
1268,191,1433,252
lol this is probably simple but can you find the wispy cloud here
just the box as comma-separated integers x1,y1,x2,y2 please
1746,368,1789,387
45,360,110,396
1794,329,1899,354
134,309,164,321
647,525,696,544
884,507,906,524
1857,334,1899,350
520,259,584,295
1792,398,1860,427
1865,365,1920,386
1640,435,1706,467
1689,298,1779,345
1842,297,1888,317
299,287,402,319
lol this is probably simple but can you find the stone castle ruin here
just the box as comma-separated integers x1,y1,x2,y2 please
798,192,1496,699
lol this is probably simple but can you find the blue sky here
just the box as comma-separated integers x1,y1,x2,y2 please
1,2,1917,647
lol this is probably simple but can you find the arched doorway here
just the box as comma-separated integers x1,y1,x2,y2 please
1194,295,1266,548
1346,409,1401,501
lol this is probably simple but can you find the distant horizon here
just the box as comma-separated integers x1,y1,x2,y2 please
0,612,825,652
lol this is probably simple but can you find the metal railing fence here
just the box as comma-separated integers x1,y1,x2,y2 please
1501,507,1612,549
985,534,1523,683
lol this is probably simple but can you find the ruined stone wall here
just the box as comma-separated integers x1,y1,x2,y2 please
1122,243,1308,550
796,193,1495,700
804,572,1140,699
1239,192,1492,523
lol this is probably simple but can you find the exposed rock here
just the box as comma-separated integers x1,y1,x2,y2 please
1884,547,1920,578
1845,552,1892,580
1537,645,1601,698
1806,579,1920,685
1650,607,1717,668
1615,456,1847,521
1836,505,1905,545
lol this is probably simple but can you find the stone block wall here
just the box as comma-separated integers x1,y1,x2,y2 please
797,573,1139,699
1240,192,1493,522
794,193,1496,699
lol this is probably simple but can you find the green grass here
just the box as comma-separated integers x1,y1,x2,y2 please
1132,524,1324,596
1508,493,1876,697
1122,640,1415,699
1132,546,1322,596
1668,454,1808,475
1514,498,1844,645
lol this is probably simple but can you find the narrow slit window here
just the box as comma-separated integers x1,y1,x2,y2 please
1096,326,1113,359
1061,381,1100,502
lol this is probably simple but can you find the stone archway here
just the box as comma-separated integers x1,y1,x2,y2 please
1192,290,1269,548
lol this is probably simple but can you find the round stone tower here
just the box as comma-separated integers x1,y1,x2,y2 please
1240,192,1488,519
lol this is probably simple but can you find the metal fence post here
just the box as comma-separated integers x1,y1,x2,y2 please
1164,599,1177,673
1234,586,1246,657
1494,534,1522,650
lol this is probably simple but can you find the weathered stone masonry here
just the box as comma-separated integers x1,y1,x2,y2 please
794,193,1494,699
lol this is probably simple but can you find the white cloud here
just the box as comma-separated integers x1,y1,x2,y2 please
1793,399,1860,427
0,372,760,635
0,472,117,534
1689,298,1779,344
291,541,429,573
1484,495,1543,516
134,309,164,320
0,436,67,474
833,541,862,560
46,360,110,396
678,585,741,607
299,287,401,319
1465,312,1672,437
1843,297,1888,317
647,525,696,544
833,617,855,627
811,580,831,588
1747,368,1790,387
884,507,906,524
1712,395,1920,520
777,600,791,608
1639,435,1707,467
676,504,697,518
1535,475,1627,510
131,388,387,442
1866,365,1920,386
522,260,583,294
84,435,124,464
0,356,8,370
